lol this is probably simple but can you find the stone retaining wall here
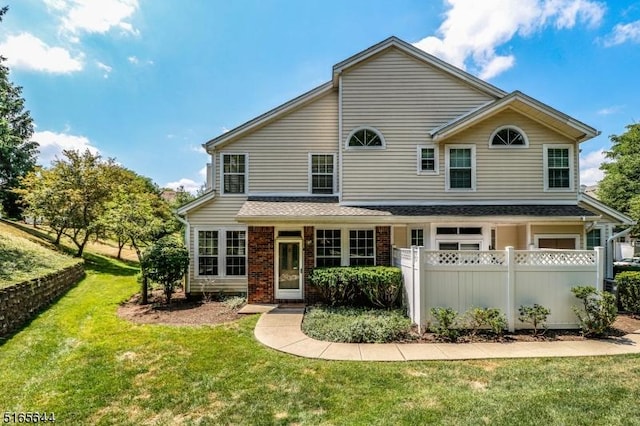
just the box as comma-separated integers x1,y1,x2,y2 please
0,262,85,337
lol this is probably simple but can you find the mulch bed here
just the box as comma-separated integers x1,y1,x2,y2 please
118,291,640,344
117,289,245,325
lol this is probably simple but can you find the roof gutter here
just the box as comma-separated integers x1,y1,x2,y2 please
606,226,635,279
174,212,191,293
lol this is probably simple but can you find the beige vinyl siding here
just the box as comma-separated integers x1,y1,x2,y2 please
532,225,583,235
340,48,495,201
220,90,338,194
185,197,248,294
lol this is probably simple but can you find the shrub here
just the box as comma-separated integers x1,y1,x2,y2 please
464,307,507,337
616,271,640,315
571,286,617,337
309,266,403,307
142,236,189,305
222,296,246,310
430,307,460,342
302,306,412,343
518,304,551,336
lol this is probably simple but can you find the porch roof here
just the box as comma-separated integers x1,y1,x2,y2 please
236,197,599,223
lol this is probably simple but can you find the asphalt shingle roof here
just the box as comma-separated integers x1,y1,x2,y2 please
238,197,597,218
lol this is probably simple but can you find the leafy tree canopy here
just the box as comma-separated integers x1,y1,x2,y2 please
0,6,38,218
598,123,640,233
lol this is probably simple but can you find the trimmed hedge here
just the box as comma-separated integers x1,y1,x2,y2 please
616,271,640,315
308,266,403,308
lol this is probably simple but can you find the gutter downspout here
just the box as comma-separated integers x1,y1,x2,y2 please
175,213,191,293
606,226,634,279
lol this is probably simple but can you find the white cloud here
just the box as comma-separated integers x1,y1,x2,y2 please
32,130,100,166
190,145,207,154
603,20,640,46
52,0,140,35
414,0,605,79
580,148,606,186
96,61,112,78
0,33,83,73
165,178,202,194
597,105,623,115
127,55,139,64
199,167,207,178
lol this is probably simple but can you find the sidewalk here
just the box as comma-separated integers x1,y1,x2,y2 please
253,307,640,361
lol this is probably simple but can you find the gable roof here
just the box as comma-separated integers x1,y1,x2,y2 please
430,91,600,143
175,190,216,215
579,193,636,225
204,36,510,152
332,36,506,98
203,81,334,151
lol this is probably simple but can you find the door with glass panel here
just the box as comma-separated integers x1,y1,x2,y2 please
276,240,302,299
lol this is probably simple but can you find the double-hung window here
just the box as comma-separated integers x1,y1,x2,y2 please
349,230,375,266
198,231,218,276
197,228,246,276
310,154,335,194
586,229,602,250
544,144,573,191
445,145,475,191
316,229,341,267
417,145,438,174
222,154,247,194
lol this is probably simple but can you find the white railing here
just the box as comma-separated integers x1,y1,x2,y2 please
393,246,605,332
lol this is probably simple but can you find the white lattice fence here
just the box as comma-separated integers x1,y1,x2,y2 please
396,246,605,331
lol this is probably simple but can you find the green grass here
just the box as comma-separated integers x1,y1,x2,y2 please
2,253,640,424
0,221,79,288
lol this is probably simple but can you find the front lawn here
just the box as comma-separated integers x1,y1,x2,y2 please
2,254,640,425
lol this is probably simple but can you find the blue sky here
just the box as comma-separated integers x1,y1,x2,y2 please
1,0,639,192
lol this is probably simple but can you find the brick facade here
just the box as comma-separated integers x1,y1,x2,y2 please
303,226,322,303
376,226,391,266
247,226,275,303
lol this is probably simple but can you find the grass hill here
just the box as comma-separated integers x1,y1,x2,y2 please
0,220,79,288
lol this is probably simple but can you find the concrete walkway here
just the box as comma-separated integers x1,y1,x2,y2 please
253,308,640,361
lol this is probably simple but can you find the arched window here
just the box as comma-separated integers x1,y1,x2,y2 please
490,126,528,148
346,127,385,148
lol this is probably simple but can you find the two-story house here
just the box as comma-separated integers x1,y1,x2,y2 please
177,36,634,304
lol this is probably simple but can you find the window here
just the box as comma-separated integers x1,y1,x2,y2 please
196,228,246,276
438,242,481,250
411,228,424,246
316,229,341,267
198,230,218,276
436,227,482,235
445,145,475,190
490,126,527,147
347,127,384,148
349,230,375,266
586,229,602,250
544,145,573,191
310,154,335,194
222,154,246,194
225,230,246,276
417,145,438,174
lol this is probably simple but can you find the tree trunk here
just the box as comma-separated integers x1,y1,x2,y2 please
133,241,148,305
117,241,125,260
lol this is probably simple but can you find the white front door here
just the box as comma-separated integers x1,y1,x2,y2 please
276,240,303,299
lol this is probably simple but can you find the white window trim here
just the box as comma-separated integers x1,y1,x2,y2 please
308,152,337,195
445,144,476,192
429,224,490,250
220,152,249,196
345,126,386,150
585,227,604,250
534,234,581,249
543,144,574,192
416,144,439,175
489,125,529,149
409,227,425,247
194,226,248,278
315,226,377,266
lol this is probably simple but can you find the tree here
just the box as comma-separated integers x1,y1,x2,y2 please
100,168,178,304
598,124,640,218
142,236,189,305
0,6,38,218
17,149,114,256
